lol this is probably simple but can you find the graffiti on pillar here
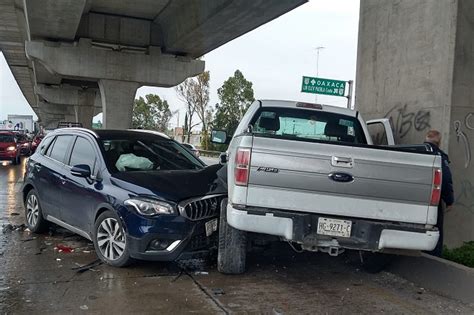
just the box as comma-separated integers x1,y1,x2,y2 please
455,179,474,214
465,113,474,130
454,120,471,169
385,104,431,139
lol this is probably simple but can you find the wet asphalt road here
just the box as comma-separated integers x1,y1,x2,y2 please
1,158,473,314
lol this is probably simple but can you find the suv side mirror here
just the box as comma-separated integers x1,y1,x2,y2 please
211,130,228,144
71,164,91,178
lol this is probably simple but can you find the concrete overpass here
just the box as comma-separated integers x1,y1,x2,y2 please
0,0,306,128
356,0,474,247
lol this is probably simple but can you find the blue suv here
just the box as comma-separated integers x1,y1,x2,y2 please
22,128,226,267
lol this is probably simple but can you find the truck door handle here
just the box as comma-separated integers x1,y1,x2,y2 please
331,156,353,168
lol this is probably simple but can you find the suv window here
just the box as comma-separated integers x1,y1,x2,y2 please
48,135,72,163
44,137,56,156
39,136,52,155
251,107,367,144
69,137,97,171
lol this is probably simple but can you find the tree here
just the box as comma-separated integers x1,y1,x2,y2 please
132,94,172,131
214,70,255,136
176,71,211,146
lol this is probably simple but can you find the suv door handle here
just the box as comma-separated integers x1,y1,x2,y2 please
60,175,67,185
34,163,42,171
331,156,353,168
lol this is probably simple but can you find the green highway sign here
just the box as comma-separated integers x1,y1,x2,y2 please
301,76,346,97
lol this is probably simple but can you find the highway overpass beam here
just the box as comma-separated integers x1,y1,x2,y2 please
26,40,205,129
25,40,205,87
99,80,139,129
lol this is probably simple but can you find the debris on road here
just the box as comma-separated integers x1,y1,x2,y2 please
2,223,26,233
80,305,89,310
55,244,74,253
176,258,208,271
72,259,103,274
211,288,225,296
10,212,20,216
20,237,36,242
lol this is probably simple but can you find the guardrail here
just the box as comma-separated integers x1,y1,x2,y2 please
199,150,222,157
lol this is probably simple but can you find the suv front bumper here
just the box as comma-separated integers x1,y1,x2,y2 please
227,203,439,252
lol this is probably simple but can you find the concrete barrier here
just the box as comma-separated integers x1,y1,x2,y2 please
388,253,474,304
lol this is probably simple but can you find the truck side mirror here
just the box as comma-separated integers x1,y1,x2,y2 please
211,130,228,144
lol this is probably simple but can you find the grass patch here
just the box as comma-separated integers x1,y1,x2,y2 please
443,241,474,268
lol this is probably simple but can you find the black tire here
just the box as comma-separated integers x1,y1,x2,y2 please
217,199,247,274
359,251,393,273
93,210,134,267
24,189,49,233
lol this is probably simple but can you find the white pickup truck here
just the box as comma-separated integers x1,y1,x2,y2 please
211,100,442,274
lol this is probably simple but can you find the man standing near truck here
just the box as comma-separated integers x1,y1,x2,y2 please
424,130,454,256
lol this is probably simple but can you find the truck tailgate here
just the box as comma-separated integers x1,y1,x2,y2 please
246,136,440,224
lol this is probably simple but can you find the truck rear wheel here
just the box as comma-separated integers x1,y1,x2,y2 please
217,199,247,274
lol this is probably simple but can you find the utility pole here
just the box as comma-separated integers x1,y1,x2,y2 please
315,46,325,103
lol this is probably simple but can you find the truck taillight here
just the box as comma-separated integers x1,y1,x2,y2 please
235,147,251,186
430,168,442,206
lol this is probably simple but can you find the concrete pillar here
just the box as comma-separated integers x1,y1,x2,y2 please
75,89,95,129
35,85,97,128
99,79,139,129
64,114,76,123
74,105,94,129
356,0,474,246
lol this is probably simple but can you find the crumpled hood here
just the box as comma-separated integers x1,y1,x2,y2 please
110,164,227,202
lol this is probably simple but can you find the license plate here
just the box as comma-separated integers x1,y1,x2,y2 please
317,217,352,238
205,218,218,237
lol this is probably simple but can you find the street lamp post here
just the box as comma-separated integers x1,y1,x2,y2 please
315,46,325,103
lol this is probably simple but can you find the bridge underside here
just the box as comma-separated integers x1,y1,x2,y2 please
0,0,306,128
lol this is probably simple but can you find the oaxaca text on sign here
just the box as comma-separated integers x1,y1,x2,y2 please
301,76,346,97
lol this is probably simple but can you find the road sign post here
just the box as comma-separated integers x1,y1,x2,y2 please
301,76,346,97
346,80,353,109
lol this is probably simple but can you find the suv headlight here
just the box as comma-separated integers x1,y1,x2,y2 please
124,198,175,216
6,146,16,151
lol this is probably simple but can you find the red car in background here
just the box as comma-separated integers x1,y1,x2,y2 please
15,133,32,155
30,135,44,153
0,132,21,165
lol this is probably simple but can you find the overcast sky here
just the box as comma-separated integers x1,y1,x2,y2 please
0,0,360,128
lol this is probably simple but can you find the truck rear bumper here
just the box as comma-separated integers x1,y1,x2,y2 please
378,229,439,251
227,204,439,252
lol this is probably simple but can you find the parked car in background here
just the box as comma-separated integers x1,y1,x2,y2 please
0,132,21,164
14,133,32,155
182,143,200,157
30,135,44,153
23,128,227,267
213,100,441,274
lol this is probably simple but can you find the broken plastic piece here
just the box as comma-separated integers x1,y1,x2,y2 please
212,288,225,296
56,244,74,253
